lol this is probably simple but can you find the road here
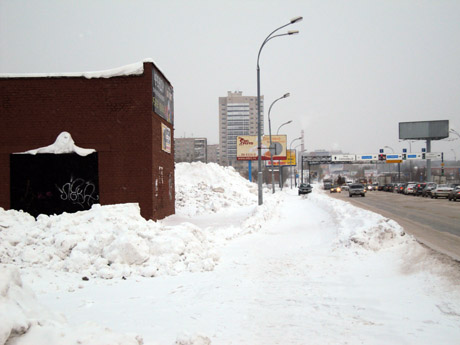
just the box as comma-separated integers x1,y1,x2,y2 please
328,190,460,261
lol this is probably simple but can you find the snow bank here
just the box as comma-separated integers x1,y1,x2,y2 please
308,189,411,251
0,204,218,279
175,162,257,216
0,163,266,280
0,265,143,345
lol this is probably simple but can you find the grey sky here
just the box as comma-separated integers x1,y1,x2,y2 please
1,0,459,159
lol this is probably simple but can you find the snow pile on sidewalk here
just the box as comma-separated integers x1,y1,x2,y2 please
308,190,410,251
0,163,266,280
0,265,144,345
0,204,219,279
175,162,257,216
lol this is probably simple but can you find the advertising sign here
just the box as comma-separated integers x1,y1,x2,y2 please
152,66,174,124
161,123,171,153
399,120,449,140
236,135,287,161
267,149,296,166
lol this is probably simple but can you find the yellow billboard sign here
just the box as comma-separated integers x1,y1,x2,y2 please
237,135,287,161
267,149,296,166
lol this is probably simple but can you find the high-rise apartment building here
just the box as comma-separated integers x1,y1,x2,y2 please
219,91,263,166
174,138,207,163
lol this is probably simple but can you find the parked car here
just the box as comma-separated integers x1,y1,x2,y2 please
414,183,426,196
349,183,366,197
330,185,341,193
298,183,313,195
448,186,460,201
404,183,417,195
421,183,437,197
431,184,453,199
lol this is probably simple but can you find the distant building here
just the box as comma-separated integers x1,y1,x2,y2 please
207,144,220,164
219,91,263,166
175,138,207,163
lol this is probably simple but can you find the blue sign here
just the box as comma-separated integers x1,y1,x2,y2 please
379,149,384,153
387,154,399,159
422,148,426,152
408,154,417,158
361,155,373,159
403,148,407,153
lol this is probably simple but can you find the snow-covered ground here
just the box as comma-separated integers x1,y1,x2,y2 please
1,162,460,344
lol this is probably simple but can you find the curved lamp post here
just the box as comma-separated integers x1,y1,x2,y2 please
289,136,302,188
256,16,302,205
275,120,292,189
268,93,290,193
277,120,292,135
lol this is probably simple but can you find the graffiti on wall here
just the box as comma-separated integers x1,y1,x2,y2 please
10,152,99,217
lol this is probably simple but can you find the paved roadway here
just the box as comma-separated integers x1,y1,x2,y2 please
328,189,460,261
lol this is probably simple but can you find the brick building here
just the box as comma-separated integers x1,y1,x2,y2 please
0,60,175,220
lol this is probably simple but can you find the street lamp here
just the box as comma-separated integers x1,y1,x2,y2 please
256,16,302,205
277,120,292,135
268,93,290,193
275,120,292,189
290,136,302,188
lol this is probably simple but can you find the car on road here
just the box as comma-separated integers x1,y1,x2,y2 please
414,183,426,196
349,183,366,197
396,183,407,194
341,184,349,191
404,183,417,195
384,183,396,192
448,186,460,201
421,183,437,197
298,183,313,195
330,185,341,193
431,184,453,199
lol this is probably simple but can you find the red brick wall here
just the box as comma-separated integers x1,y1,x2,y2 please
0,62,175,220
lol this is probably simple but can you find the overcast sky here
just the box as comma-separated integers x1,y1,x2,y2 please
1,0,459,159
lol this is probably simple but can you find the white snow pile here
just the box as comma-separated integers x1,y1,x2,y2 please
0,204,218,279
308,190,410,250
0,265,144,345
20,131,95,156
0,163,267,280
175,162,257,216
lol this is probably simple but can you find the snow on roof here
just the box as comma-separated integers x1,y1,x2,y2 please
17,131,95,156
0,58,155,79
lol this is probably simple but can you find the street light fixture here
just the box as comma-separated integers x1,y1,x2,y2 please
256,16,302,205
277,120,292,135
290,136,302,188
268,93,290,193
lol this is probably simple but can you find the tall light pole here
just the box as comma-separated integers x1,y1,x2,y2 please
268,93,290,193
256,16,302,205
276,120,292,189
290,136,302,188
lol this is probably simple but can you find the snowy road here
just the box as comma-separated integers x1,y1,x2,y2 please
27,189,460,345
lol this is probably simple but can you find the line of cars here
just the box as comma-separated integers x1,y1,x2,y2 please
380,182,460,201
